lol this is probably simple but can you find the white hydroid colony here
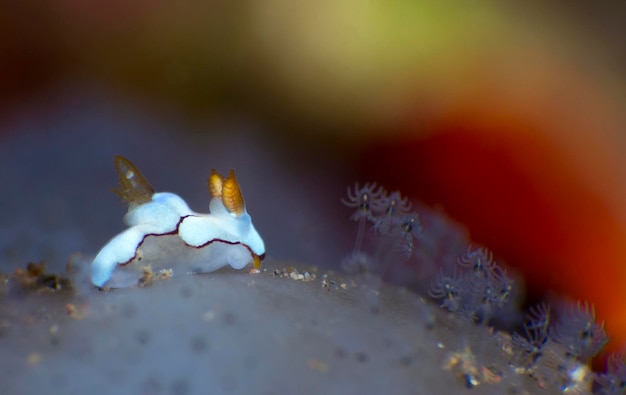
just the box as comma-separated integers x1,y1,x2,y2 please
91,156,265,288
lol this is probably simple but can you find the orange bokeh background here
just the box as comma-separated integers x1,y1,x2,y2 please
361,103,626,357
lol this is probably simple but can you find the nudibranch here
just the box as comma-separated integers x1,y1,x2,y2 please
91,156,265,289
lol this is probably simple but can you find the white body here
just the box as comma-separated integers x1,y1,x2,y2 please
91,192,265,288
